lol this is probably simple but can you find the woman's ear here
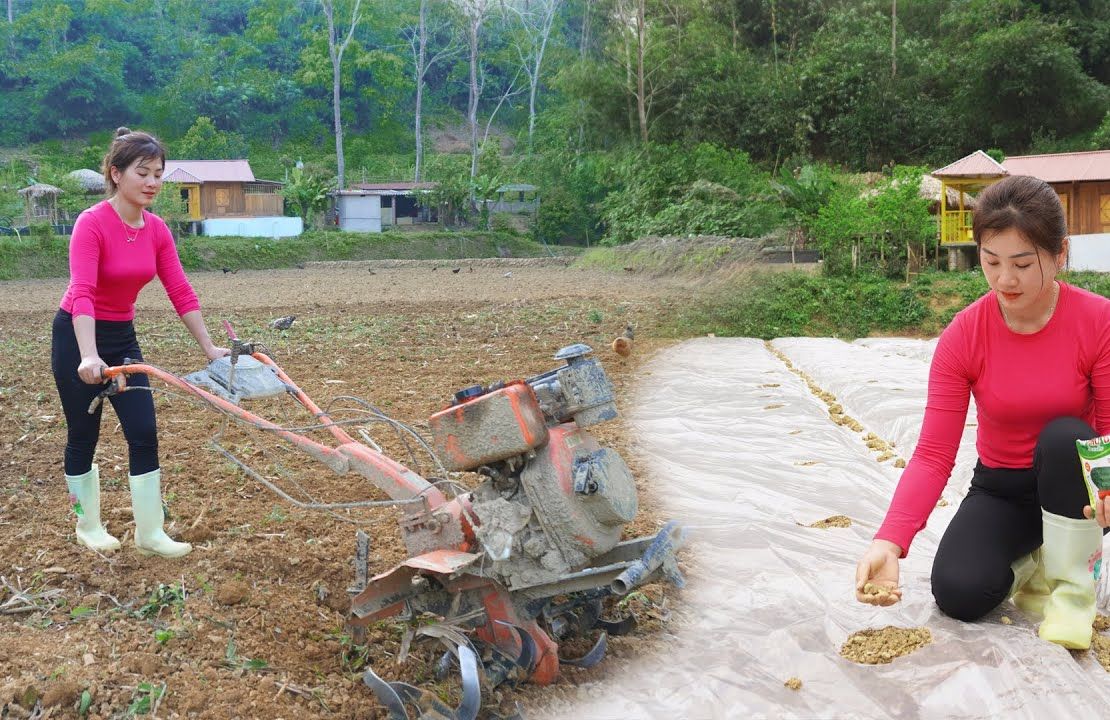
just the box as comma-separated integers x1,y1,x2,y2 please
1058,237,1070,271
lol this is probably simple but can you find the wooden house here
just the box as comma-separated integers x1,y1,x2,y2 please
1001,150,1110,236
162,160,299,237
932,149,1110,270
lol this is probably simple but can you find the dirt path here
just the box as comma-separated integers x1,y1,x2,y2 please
0,263,692,719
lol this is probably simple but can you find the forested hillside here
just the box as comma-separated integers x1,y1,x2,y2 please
1,0,1108,247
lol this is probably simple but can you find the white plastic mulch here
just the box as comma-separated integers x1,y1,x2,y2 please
534,337,1110,720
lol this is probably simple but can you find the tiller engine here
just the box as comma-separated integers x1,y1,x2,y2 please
100,338,684,720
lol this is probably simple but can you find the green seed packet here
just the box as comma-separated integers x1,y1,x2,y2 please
1075,435,1110,507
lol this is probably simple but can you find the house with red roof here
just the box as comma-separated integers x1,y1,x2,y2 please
932,149,1110,271
163,160,301,237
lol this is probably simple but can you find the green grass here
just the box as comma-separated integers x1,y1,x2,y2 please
664,268,1110,340
0,229,571,280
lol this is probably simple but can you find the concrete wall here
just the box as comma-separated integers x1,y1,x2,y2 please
337,194,382,233
1068,233,1110,272
201,216,303,238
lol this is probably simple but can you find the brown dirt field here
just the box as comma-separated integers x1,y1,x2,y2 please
0,263,696,719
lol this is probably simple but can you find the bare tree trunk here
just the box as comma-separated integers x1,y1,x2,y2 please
770,0,778,76
636,0,647,144
414,0,428,182
467,15,481,181
619,0,635,138
8,0,13,23
526,0,559,152
409,1,460,182
577,0,592,149
484,68,525,145
891,0,897,78
321,0,362,191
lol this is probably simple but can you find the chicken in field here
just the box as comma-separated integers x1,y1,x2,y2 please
611,324,635,357
269,314,297,331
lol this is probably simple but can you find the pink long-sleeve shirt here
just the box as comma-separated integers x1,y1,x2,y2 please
876,281,1110,555
59,201,200,321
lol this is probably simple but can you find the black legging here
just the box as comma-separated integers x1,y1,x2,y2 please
51,309,158,476
931,416,1106,621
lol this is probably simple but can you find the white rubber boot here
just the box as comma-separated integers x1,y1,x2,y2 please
1010,548,1049,616
65,465,121,553
129,469,192,558
1038,510,1102,650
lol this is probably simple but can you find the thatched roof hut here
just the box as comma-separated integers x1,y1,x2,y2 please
18,183,62,225
67,169,106,193
919,174,975,214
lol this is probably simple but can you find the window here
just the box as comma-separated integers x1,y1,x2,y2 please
244,183,279,195
1057,193,1068,225
1100,194,1110,233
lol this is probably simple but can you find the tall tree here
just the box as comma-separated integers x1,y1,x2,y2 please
608,0,684,144
320,0,362,190
507,0,564,152
406,0,460,181
456,0,494,180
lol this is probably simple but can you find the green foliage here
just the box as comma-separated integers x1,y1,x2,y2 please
1092,112,1110,150
282,164,333,229
151,184,190,231
600,143,782,244
134,583,186,619
771,163,842,238
174,117,250,161
424,173,471,228
223,636,269,672
0,228,564,280
812,166,933,278
125,682,163,717
670,270,945,340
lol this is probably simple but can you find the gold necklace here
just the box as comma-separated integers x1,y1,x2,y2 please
110,198,143,242
1001,282,1058,332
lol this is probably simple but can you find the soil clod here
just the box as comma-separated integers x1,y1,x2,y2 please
840,626,932,665
802,515,852,529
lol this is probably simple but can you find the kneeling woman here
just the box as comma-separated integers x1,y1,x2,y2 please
855,174,1110,650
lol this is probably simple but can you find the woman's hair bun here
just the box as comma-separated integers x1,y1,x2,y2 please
115,127,132,138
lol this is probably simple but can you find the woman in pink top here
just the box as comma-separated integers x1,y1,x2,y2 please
51,127,228,559
855,175,1110,650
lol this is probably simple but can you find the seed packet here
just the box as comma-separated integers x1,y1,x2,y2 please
1075,435,1110,507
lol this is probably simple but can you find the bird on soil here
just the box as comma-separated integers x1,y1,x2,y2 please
221,267,238,274
611,324,635,357
269,315,297,331
452,267,461,274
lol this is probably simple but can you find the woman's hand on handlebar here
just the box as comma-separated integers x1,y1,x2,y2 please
77,355,108,384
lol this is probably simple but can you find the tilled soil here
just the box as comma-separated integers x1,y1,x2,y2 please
0,262,695,719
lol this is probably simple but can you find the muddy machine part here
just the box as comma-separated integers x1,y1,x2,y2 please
101,340,684,719
353,343,685,697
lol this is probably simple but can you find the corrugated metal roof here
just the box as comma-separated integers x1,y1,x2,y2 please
1002,150,1110,183
498,183,537,192
932,150,1007,178
163,160,255,183
350,182,437,191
